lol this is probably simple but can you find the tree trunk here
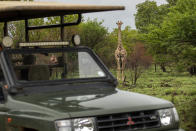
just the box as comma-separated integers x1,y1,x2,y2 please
160,64,166,72
154,63,157,72
188,65,196,75
133,66,138,85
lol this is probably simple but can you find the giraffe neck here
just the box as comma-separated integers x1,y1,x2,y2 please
118,25,123,48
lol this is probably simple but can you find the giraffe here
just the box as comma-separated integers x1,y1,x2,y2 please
115,21,127,81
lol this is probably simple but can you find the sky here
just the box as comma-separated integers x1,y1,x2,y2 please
35,0,167,31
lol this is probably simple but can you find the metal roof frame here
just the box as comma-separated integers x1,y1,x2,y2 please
0,1,124,22
0,1,125,42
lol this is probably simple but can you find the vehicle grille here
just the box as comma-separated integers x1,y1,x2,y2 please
96,110,160,131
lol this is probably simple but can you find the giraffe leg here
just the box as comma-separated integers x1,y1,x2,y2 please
115,52,121,81
118,59,122,81
121,58,127,81
121,67,124,81
117,61,121,81
119,60,123,81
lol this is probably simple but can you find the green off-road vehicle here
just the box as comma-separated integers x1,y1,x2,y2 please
0,1,184,131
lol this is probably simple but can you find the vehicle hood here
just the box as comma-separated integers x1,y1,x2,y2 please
10,83,173,120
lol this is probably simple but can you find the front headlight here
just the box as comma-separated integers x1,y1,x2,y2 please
158,108,172,126
55,117,95,131
158,108,179,126
55,120,72,131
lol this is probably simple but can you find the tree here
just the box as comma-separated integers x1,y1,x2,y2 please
135,0,171,72
135,0,160,33
166,0,178,6
94,34,117,68
78,19,108,50
142,24,174,72
161,0,196,75
127,43,152,85
141,0,196,75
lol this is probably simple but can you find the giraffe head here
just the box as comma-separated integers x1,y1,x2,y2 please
116,21,123,28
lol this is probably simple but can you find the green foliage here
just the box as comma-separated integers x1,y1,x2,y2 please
78,19,114,67
0,23,3,42
158,0,196,70
9,21,25,47
28,17,61,41
78,20,141,68
110,26,141,55
6,15,79,44
78,19,108,49
166,0,178,6
135,0,167,33
94,34,117,67
121,26,141,54
136,0,196,74
117,67,196,131
135,0,171,72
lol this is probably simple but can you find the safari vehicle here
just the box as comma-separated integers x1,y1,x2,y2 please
0,1,184,131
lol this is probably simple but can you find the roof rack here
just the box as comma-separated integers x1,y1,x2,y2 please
0,1,125,42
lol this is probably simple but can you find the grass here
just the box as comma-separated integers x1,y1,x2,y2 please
111,67,196,131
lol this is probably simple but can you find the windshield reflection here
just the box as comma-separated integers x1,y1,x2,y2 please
9,51,106,82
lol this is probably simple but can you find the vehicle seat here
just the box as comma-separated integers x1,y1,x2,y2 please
21,55,36,80
23,55,36,65
28,65,50,81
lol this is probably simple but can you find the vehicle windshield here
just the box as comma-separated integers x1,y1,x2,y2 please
8,50,106,82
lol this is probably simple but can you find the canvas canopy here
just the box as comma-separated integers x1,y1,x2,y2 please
0,1,125,22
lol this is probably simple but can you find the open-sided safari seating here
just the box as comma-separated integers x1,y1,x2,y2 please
0,1,184,131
